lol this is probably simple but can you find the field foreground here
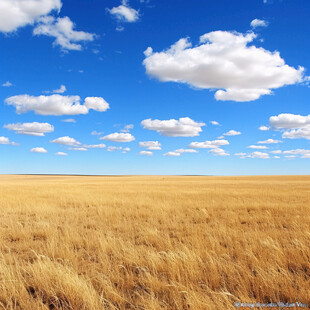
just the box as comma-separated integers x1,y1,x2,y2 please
0,175,310,310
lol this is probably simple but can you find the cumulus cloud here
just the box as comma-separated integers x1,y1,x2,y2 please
4,122,54,136
44,84,66,94
223,130,241,136
210,121,220,125
51,136,81,146
107,146,122,152
268,113,310,140
249,151,270,159
248,145,268,149
33,16,95,51
84,144,106,149
6,94,109,116
0,0,61,32
31,147,47,153
101,133,135,142
209,148,229,156
0,136,18,145
258,138,282,144
139,141,161,150
108,0,139,23
56,151,67,156
164,151,181,157
139,150,153,156
2,81,13,87
143,31,304,102
250,19,268,28
174,148,198,154
141,117,205,137
283,149,310,158
259,125,270,131
189,139,229,149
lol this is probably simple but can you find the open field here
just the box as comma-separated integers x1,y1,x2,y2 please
0,175,310,309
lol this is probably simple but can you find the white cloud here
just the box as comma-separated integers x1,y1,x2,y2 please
285,155,296,159
257,138,281,144
273,156,280,159
2,81,13,87
0,0,61,33
143,31,304,102
120,124,134,132
33,16,95,51
234,152,247,158
189,139,229,149
248,145,268,149
223,130,241,136
268,113,310,140
270,150,282,154
141,117,205,137
101,132,135,142
84,144,106,149
108,0,139,23
51,136,81,146
209,148,229,156
6,94,109,116
283,149,310,158
91,130,103,136
44,84,66,94
69,147,87,151
30,147,47,153
250,19,268,28
249,151,270,159
164,151,181,157
210,121,220,125
0,136,18,145
107,146,122,152
122,147,130,153
174,148,198,154
259,125,270,131
56,151,67,156
139,141,161,150
62,118,76,123
139,151,153,156
4,122,54,136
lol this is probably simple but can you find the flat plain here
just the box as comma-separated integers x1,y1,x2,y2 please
0,175,310,310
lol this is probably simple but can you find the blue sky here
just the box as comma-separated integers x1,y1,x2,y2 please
1,0,310,175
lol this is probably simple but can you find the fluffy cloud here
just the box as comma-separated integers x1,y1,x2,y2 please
108,0,139,23
51,136,81,146
210,121,220,125
4,122,54,136
44,84,66,94
283,149,310,158
0,0,61,32
139,151,153,156
258,138,281,144
249,151,270,159
139,141,161,150
259,125,270,131
250,19,268,28
248,145,268,149
6,95,109,116
107,146,122,152
56,151,67,156
189,139,229,149
101,133,135,142
164,151,181,157
33,16,95,51
84,144,106,149
0,136,18,145
30,147,47,153
209,148,229,156
143,31,304,101
141,117,205,137
268,113,310,140
174,148,198,154
2,81,12,87
223,130,241,136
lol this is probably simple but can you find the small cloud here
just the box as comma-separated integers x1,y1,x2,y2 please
223,130,241,136
139,141,161,150
108,0,140,23
31,147,48,153
62,118,76,123
91,130,104,136
164,151,181,157
257,139,282,144
120,124,134,132
189,139,229,149
259,125,270,131
210,121,220,126
101,132,135,142
0,136,18,145
107,146,122,152
250,19,268,28
2,81,13,87
139,150,153,156
248,145,268,149
69,147,88,151
51,136,81,146
4,122,54,136
209,148,229,156
56,152,68,156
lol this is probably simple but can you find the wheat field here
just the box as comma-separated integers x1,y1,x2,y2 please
0,175,309,309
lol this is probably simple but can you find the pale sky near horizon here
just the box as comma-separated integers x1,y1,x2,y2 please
1,0,310,175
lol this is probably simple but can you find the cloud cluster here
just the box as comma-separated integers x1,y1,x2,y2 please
6,95,109,116
143,31,304,101
141,117,205,137
108,0,139,23
33,16,95,51
269,113,310,140
164,148,198,157
101,132,135,142
0,0,61,32
0,136,18,145
4,122,54,136
139,141,161,150
235,151,270,159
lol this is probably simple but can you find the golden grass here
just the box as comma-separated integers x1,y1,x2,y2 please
0,175,310,309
